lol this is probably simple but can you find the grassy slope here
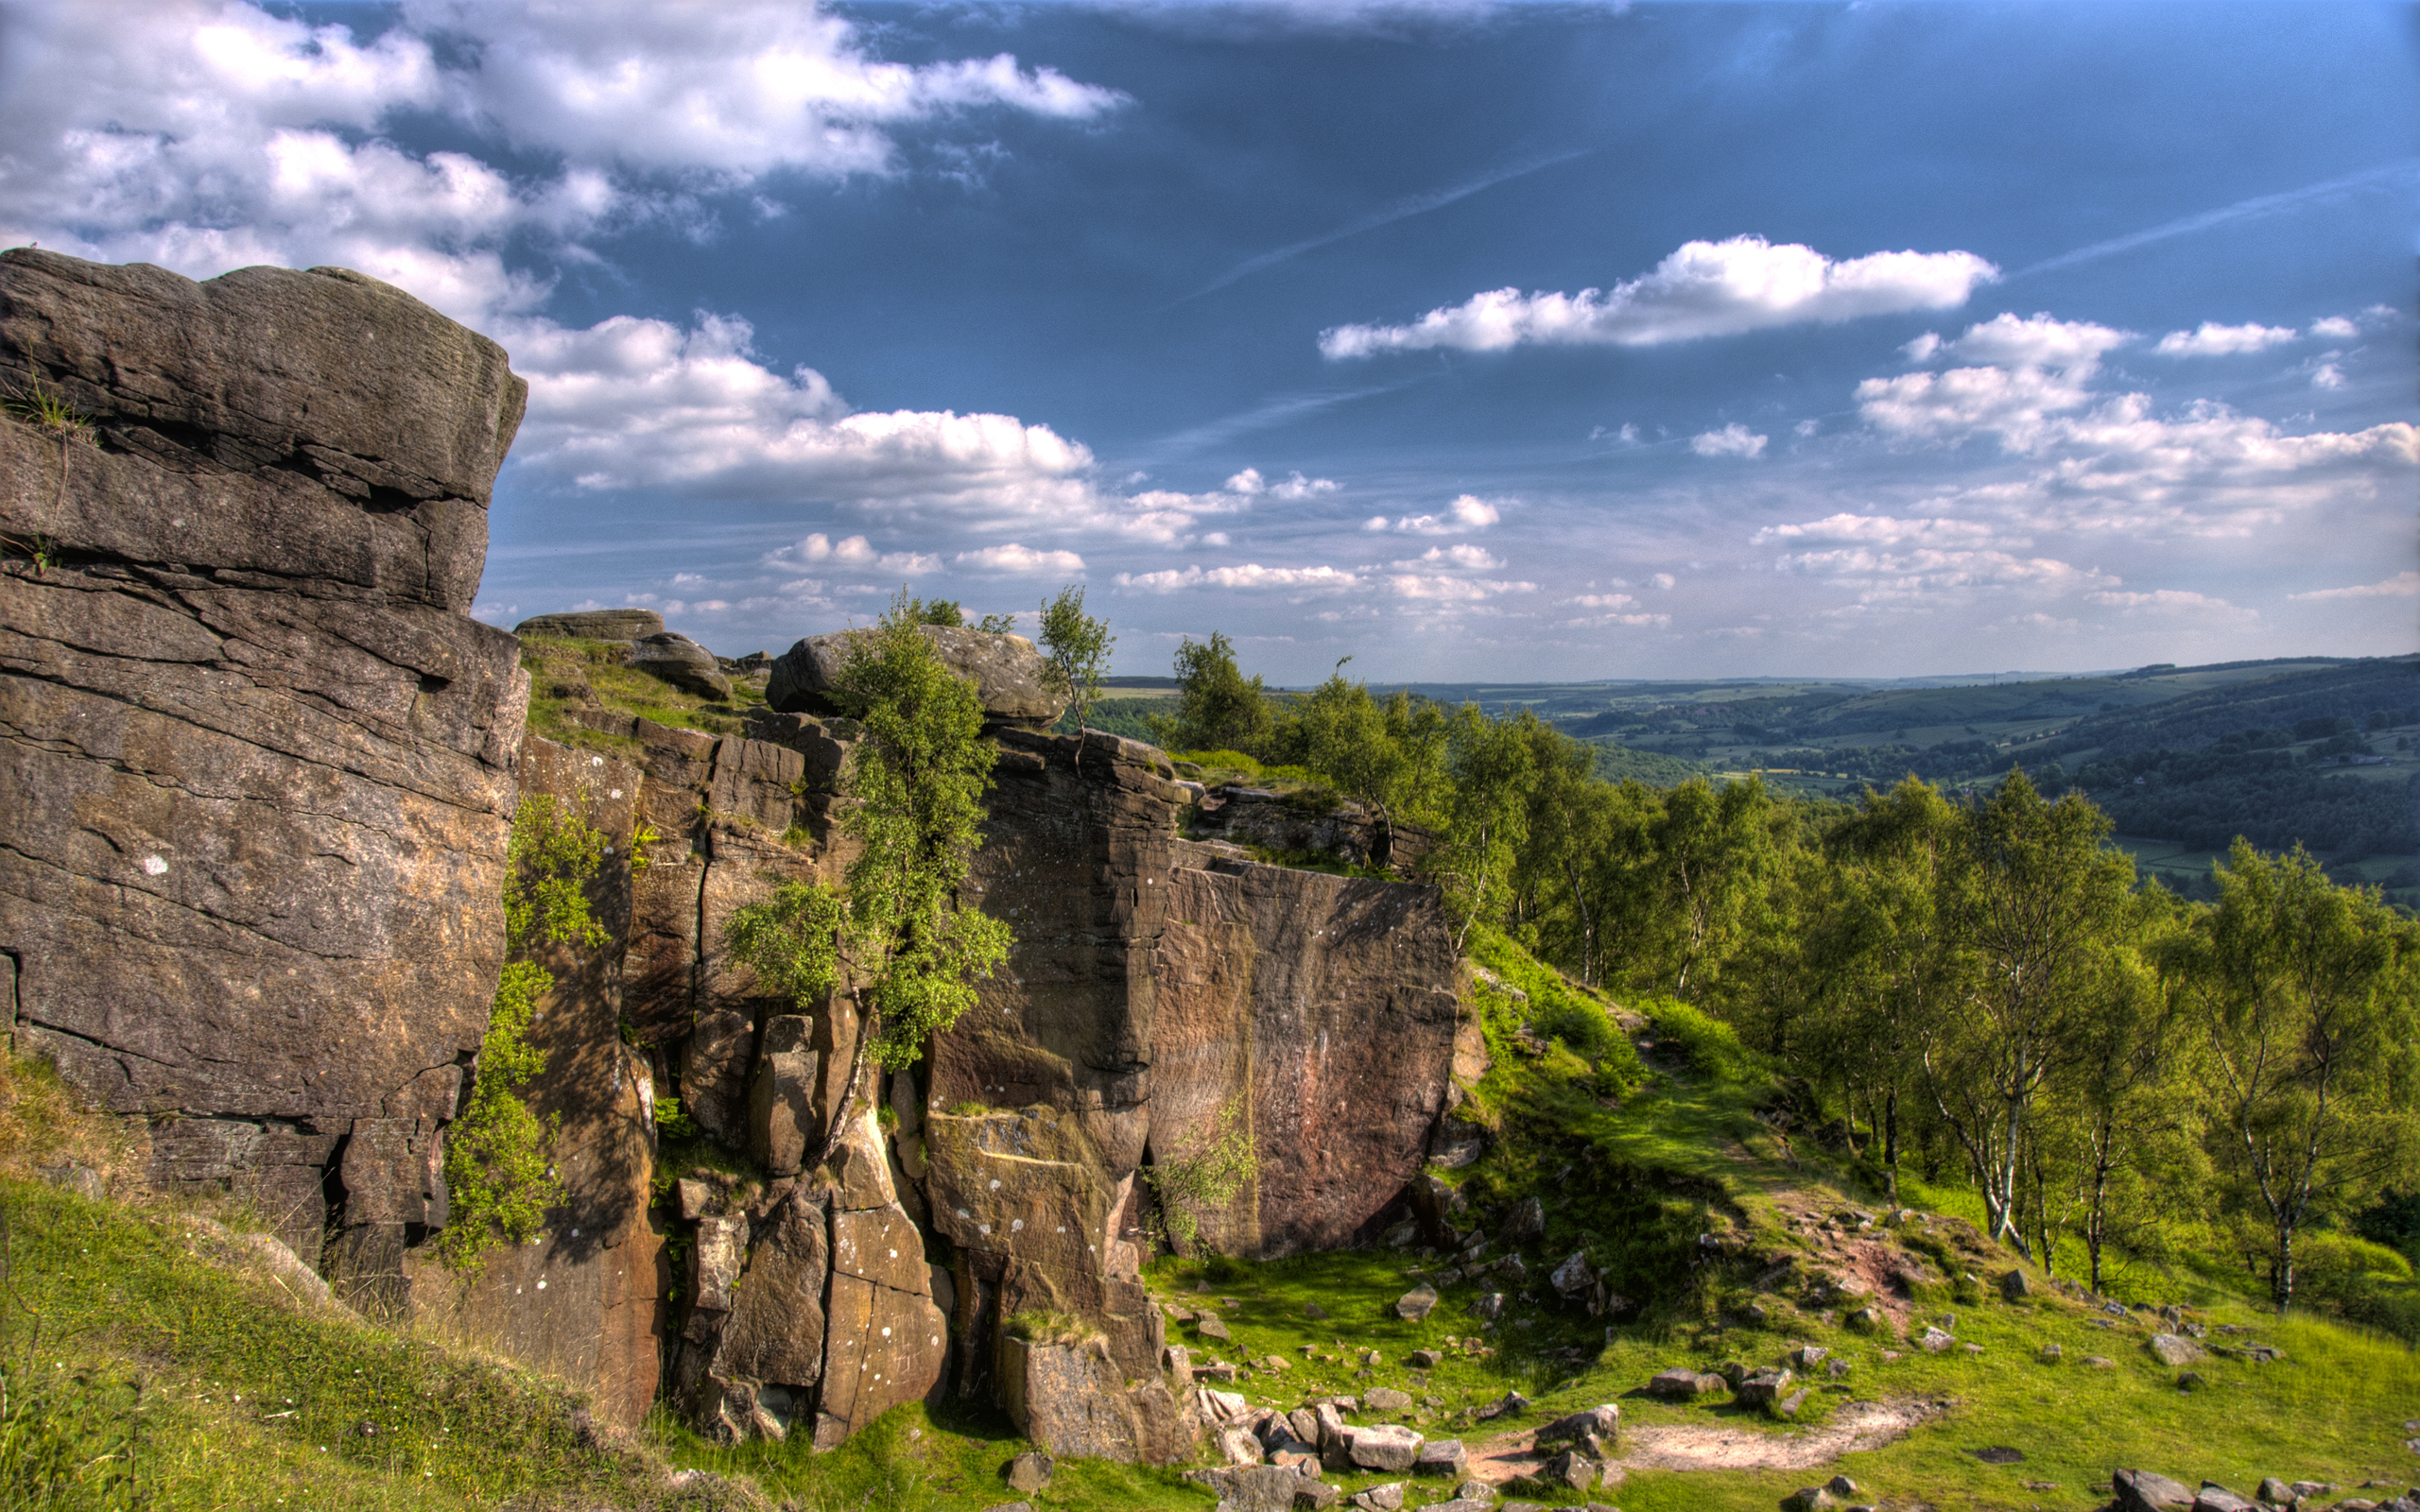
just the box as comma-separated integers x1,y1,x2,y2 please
0,1056,716,1512
13,927,2419,1510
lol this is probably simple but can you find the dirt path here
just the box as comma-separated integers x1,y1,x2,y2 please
1464,1399,1944,1481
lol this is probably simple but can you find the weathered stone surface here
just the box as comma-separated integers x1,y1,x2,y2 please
2113,1469,2198,1512
1535,1404,1619,1446
1,250,522,610
1500,1196,1546,1245
1346,1424,1424,1472
1648,1367,1720,1400
1001,1336,1144,1461
631,631,732,700
1007,1452,1053,1493
751,1047,821,1177
816,1267,947,1444
1363,1387,1414,1414
0,253,526,1285
1413,1439,1468,1477
716,1189,830,1391
769,625,1066,728
515,609,665,643
2147,1333,2204,1366
1395,1283,1441,1321
1187,786,1433,875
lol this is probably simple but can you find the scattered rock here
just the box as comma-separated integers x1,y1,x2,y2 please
1998,1268,2032,1301
1199,1314,1234,1343
1408,1349,1442,1369
1472,1293,1506,1321
1305,1303,1331,1319
1350,1483,1407,1511
1414,1439,1469,1477
1828,1478,1859,1497
1788,1345,1830,1369
1396,1283,1442,1322
2038,1344,2064,1364
1845,1306,1883,1332
1919,1327,1956,1353
1548,1251,1597,1301
1500,1196,1547,1244
1364,1387,1414,1415
1534,1404,1620,1446
1533,1449,1599,1494
2113,1469,2198,1512
2147,1333,2204,1367
2193,1485,2257,1512
2176,1371,2206,1392
1734,1367,1796,1411
1971,1447,2023,1464
1345,1423,1424,1472
1784,1489,1839,1512
1006,1452,1053,1493
1472,1391,1529,1421
1649,1367,1720,1399
1825,1358,1852,1379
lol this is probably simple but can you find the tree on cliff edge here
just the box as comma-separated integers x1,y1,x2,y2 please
729,590,1013,1171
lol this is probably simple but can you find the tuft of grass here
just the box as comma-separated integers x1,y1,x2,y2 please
519,635,767,756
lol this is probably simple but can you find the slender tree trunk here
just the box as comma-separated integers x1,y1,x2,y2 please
1883,1083,1900,1203
809,993,878,1172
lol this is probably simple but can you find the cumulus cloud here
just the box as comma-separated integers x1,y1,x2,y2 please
1387,574,1538,601
1391,543,1506,571
1570,592,1635,609
1223,467,1339,499
1362,494,1502,534
1319,235,1996,359
0,0,1120,323
1690,423,1768,459
2155,321,2300,356
2308,316,2360,340
2310,364,2346,390
2290,571,2420,600
509,310,1102,521
1929,313,2131,369
1115,563,1362,593
765,532,934,575
953,543,1087,575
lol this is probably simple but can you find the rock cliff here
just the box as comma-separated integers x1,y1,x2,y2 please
0,250,527,1269
2,250,1474,1460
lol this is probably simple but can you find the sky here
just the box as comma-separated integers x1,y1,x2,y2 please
1,1,2413,683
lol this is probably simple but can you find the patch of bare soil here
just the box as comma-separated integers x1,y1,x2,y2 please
1465,1399,1945,1481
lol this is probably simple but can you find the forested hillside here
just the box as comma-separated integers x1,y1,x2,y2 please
1140,633,2420,1338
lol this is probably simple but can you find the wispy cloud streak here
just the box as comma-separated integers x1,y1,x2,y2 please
1167,147,1592,306
2013,159,2419,278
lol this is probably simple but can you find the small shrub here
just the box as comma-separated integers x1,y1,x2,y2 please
1141,1097,1257,1252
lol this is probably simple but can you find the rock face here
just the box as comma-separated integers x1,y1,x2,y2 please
0,250,526,1267
629,630,732,700
516,609,666,642
767,625,1066,728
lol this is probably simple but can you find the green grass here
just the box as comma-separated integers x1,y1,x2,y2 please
0,1178,703,1511
519,635,768,758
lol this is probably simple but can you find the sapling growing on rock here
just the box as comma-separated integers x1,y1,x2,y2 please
727,589,1013,1173
1038,583,1114,765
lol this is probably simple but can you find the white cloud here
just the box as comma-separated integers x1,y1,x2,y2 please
2289,572,2420,601
1115,563,1362,593
1753,513,2009,548
1319,235,1996,358
1391,543,1506,571
1772,545,2118,605
2084,589,2256,620
765,532,934,575
1387,574,1537,601
1223,467,1338,499
2310,364,2346,390
1649,573,1676,590
953,543,1087,575
411,1,1123,180
2155,321,2299,356
0,1,1119,325
1690,423,1768,459
1569,592,1635,608
1363,494,1501,534
1936,313,2131,369
506,310,1106,521
2308,316,2360,340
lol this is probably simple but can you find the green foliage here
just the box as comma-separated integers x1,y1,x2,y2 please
441,796,617,1274
2165,840,2419,1311
975,611,1018,634
501,795,612,954
0,363,95,445
723,879,843,1006
1140,1098,1258,1252
912,597,964,627
831,591,1014,1073
1036,583,1115,745
438,962,561,1274
651,1095,698,1139
1147,631,1274,755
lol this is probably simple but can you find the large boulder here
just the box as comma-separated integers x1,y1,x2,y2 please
515,608,666,642
629,630,733,700
2113,1469,2198,1512
767,625,1066,728
0,250,526,1268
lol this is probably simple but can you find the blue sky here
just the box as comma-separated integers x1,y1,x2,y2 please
2,2,2411,682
